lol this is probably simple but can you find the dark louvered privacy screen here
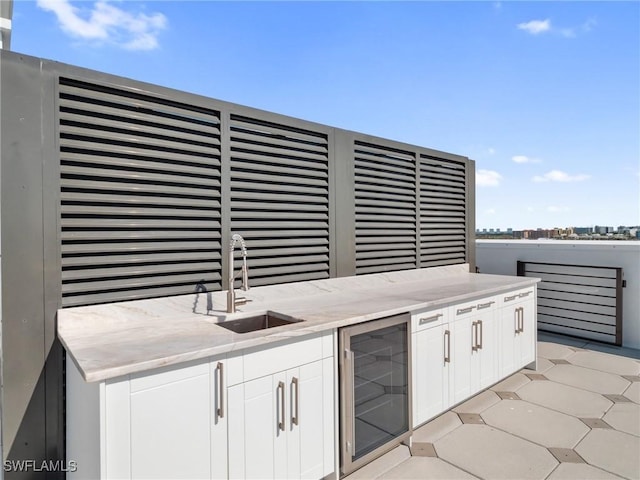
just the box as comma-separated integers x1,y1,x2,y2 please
354,141,417,275
58,76,472,307
59,78,223,306
419,155,467,267
229,115,330,286
518,261,623,345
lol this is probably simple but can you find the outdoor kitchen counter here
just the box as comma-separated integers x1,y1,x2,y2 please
58,264,539,382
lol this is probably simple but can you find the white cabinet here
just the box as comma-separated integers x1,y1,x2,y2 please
412,309,451,427
67,355,228,480
67,330,335,480
450,299,499,404
499,287,537,377
227,331,335,480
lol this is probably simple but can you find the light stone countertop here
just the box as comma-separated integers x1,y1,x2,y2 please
58,264,539,382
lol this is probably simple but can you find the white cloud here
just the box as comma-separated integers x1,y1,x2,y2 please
547,206,570,213
518,17,596,38
526,206,535,212
532,170,591,182
485,208,497,215
488,147,496,155
476,169,503,187
512,155,541,164
517,19,551,35
37,0,167,50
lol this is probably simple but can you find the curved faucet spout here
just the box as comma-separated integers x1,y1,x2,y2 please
227,233,250,313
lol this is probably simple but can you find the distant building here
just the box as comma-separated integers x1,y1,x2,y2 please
574,227,592,235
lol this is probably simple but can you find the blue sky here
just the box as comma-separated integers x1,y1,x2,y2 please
11,1,640,230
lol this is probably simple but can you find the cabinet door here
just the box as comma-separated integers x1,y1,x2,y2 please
475,310,498,390
129,361,212,480
412,325,449,427
519,299,536,366
228,375,281,479
289,360,328,479
499,305,520,377
228,360,333,480
451,319,473,404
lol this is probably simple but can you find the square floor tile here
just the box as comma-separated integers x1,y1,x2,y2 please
548,448,585,464
457,413,485,424
496,391,521,400
525,373,548,381
603,394,632,403
410,442,437,457
549,359,571,365
579,418,612,429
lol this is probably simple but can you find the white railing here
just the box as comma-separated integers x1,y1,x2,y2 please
476,240,640,350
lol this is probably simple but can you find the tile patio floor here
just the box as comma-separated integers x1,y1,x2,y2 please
346,336,640,480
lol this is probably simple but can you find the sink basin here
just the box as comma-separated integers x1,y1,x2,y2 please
217,311,303,334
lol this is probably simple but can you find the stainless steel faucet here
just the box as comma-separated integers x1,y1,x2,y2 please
227,233,250,313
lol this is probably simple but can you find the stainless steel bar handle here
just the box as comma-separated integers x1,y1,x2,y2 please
444,330,451,363
216,362,225,419
458,306,476,315
277,381,285,432
514,309,519,335
348,349,356,455
519,307,524,333
519,291,532,298
504,294,518,302
420,313,443,325
471,321,478,352
477,301,495,310
291,377,299,426
478,320,483,349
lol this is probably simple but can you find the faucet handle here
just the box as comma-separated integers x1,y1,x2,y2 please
235,297,251,307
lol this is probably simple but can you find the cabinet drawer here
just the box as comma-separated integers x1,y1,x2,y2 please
450,296,497,320
241,331,327,383
411,307,447,332
498,286,535,307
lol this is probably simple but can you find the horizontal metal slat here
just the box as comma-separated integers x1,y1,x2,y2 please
62,213,220,226
232,210,328,221
62,164,221,189
230,115,327,144
61,140,220,167
538,315,616,335
62,260,221,282
60,113,221,148
230,158,328,180
61,230,220,241
62,250,220,268
355,142,415,162
230,193,327,208
356,242,416,252
59,99,220,137
356,249,416,260
230,129,328,156
537,298,616,317
61,191,220,209
61,281,223,308
62,240,221,256
231,201,328,213
62,270,221,295
537,289,617,307
354,156,415,176
248,245,329,258
421,252,466,262
355,206,416,217
61,204,218,218
231,169,327,189
530,272,617,289
523,263,618,279
60,81,220,127
249,271,329,287
61,178,219,199
538,323,614,343
421,258,464,268
538,306,616,326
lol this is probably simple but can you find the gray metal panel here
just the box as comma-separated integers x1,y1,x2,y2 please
419,154,468,268
354,140,417,274
518,261,623,345
228,113,330,287
58,76,223,306
1,51,47,465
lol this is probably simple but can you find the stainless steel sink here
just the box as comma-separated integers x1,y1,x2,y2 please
217,311,303,334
